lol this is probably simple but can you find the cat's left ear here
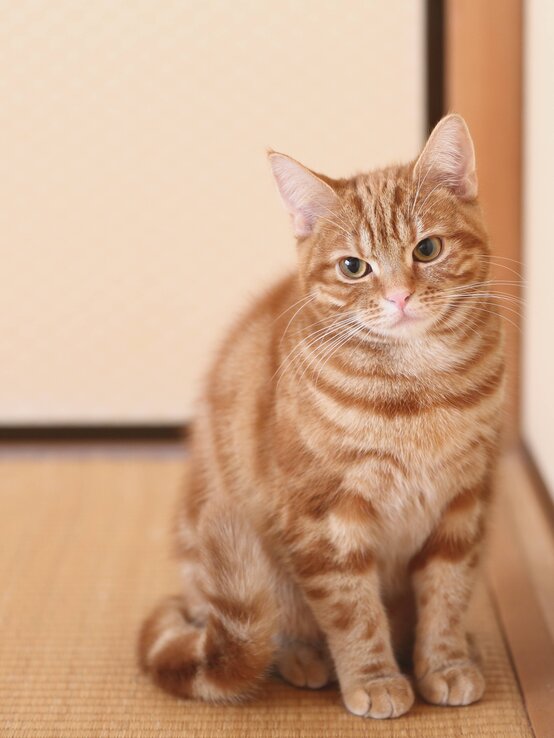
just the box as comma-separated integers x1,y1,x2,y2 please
414,114,477,200
268,151,338,238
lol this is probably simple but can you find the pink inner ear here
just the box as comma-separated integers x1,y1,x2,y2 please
269,153,338,238
414,115,477,201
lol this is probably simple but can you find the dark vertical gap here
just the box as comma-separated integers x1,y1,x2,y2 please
427,0,445,134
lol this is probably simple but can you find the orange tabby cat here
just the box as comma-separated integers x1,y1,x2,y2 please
139,114,504,719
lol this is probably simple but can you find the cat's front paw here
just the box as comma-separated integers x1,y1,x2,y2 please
343,674,414,719
417,660,485,706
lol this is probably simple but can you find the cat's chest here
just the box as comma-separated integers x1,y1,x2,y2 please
324,466,445,596
374,479,442,552
305,363,496,484
333,413,483,561
346,454,447,544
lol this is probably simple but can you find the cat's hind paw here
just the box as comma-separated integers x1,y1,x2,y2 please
275,642,332,689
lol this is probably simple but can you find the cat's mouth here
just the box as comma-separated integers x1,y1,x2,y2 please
393,312,421,325
385,305,427,330
370,310,434,338
355,306,437,338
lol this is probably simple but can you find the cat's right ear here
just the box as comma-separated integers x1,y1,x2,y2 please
268,152,338,238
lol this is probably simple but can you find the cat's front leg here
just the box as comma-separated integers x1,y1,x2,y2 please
291,537,414,719
410,481,489,706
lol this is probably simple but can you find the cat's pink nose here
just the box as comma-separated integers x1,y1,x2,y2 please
385,289,413,310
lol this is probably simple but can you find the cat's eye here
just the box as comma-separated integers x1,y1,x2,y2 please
413,236,442,262
338,257,372,279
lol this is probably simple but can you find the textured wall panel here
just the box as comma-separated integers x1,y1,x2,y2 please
0,0,424,423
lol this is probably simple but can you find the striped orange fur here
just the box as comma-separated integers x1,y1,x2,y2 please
139,115,505,719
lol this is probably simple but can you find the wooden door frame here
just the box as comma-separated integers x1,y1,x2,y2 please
442,0,523,444
443,8,554,734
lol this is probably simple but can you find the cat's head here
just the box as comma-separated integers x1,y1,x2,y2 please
269,114,489,340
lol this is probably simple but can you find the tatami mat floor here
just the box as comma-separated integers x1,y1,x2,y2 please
0,451,541,737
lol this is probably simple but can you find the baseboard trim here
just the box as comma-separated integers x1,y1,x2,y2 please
0,425,187,444
520,443,554,530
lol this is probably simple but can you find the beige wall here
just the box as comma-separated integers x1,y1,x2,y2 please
0,0,424,424
523,0,554,494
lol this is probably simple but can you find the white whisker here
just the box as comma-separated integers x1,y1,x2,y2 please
279,293,317,346
312,323,365,387
273,313,361,386
294,317,361,386
272,291,314,325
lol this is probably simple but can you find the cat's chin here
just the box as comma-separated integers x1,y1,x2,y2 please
373,315,434,340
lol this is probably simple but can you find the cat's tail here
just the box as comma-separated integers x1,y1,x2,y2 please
138,508,280,702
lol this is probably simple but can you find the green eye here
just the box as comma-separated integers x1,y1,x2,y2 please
413,236,442,262
338,257,371,279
